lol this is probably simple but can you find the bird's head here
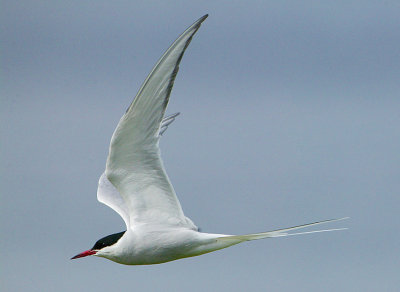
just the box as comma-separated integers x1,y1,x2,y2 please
71,231,126,260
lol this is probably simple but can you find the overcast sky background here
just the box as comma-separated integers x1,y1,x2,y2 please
2,1,400,291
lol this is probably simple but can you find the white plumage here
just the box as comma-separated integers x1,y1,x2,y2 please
72,15,347,265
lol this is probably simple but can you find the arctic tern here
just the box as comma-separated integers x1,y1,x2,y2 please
71,14,347,265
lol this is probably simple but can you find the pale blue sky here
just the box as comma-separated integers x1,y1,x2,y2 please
2,1,400,291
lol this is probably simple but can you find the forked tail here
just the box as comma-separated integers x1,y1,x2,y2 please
217,217,348,243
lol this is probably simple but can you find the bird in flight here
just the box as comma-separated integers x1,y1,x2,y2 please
71,15,347,265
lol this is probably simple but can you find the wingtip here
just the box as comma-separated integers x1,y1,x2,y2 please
198,14,208,23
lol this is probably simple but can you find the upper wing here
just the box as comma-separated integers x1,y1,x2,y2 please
96,115,187,229
104,15,207,228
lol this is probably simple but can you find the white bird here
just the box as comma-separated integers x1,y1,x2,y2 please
71,15,347,265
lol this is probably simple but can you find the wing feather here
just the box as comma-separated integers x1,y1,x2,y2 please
103,15,207,228
97,173,130,227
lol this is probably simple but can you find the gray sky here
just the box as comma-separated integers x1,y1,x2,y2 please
2,1,400,291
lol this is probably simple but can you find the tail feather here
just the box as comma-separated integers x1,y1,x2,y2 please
217,217,348,243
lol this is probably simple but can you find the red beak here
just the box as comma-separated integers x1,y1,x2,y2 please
71,249,97,260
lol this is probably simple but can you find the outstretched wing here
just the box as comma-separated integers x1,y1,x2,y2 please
103,15,207,228
97,115,185,228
